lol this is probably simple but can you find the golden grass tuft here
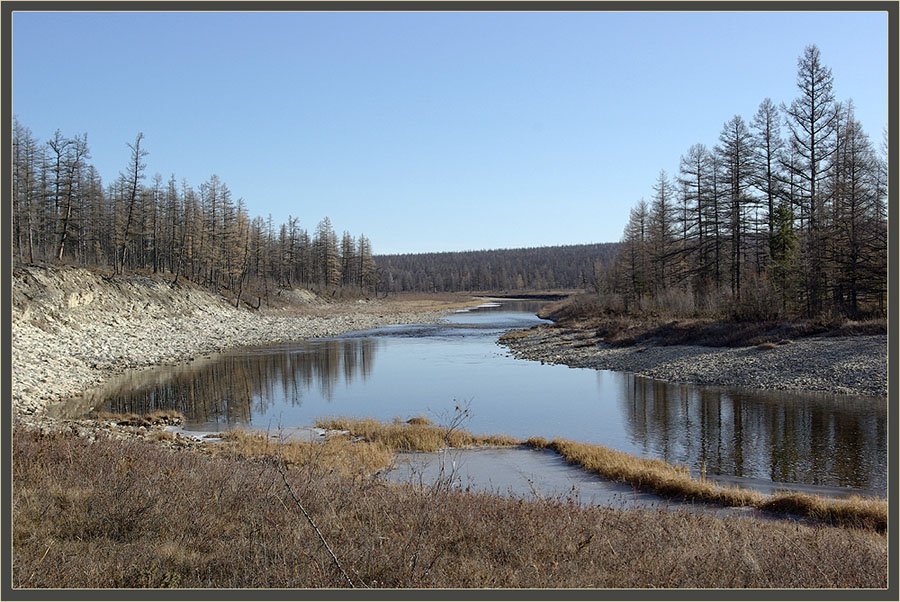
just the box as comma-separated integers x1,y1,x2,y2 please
315,417,519,453
209,429,393,477
526,438,761,508
94,411,147,426
194,418,888,531
313,418,886,530
524,437,886,530
760,492,887,531
143,409,186,424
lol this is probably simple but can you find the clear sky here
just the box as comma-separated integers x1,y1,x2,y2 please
12,10,888,254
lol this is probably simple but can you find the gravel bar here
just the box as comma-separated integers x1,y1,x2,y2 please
500,324,887,398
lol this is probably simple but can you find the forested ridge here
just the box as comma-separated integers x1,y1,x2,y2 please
11,128,377,306
376,242,620,293
599,45,887,320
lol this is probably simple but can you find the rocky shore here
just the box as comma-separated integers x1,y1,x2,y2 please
500,324,887,398
13,264,887,434
12,265,469,426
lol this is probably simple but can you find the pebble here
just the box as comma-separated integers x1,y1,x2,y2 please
12,265,452,429
501,325,887,398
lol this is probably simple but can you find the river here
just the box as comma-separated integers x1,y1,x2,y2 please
65,299,886,499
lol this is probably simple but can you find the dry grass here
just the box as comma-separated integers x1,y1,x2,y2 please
93,409,185,427
309,418,886,530
538,294,886,347
146,430,176,442
11,430,887,589
315,417,519,452
208,429,393,477
524,437,887,531
404,415,433,426
525,437,760,507
760,493,889,532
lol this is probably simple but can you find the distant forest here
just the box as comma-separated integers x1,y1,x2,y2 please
11,127,377,305
600,45,887,320
375,243,620,293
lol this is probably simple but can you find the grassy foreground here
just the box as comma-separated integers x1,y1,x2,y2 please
12,429,887,589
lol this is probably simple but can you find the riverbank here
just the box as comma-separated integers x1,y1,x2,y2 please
500,324,887,398
12,264,478,425
10,268,889,588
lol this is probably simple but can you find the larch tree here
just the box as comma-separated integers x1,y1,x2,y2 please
717,115,755,299
678,143,712,295
55,133,90,261
116,133,147,274
357,234,377,292
750,98,784,259
315,217,341,291
648,170,676,293
782,44,838,317
340,231,357,288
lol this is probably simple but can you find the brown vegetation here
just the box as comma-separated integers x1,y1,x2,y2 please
92,409,185,427
535,292,886,348
12,430,887,589
209,429,392,478
312,418,887,531
523,437,887,531
315,417,519,453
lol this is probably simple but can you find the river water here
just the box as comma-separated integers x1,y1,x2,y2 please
68,299,886,498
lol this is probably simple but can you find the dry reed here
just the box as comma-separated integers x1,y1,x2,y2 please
315,417,520,452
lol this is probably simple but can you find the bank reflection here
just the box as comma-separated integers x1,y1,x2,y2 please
617,374,886,494
101,338,380,427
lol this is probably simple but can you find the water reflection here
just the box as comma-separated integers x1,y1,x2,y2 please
619,374,886,492
66,300,886,496
95,338,380,428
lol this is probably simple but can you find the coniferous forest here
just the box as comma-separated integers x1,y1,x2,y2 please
11,127,378,305
376,243,620,293
13,45,887,320
600,45,887,320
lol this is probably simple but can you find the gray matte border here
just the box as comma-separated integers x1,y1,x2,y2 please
1,1,896,601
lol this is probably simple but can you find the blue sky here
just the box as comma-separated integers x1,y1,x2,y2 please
12,10,888,254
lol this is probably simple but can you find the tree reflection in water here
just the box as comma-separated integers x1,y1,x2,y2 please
616,373,886,494
100,338,379,427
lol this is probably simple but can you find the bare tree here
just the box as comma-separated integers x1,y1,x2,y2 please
116,133,148,274
717,115,754,299
750,98,784,258
782,45,838,316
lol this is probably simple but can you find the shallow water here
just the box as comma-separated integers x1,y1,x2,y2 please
66,299,886,497
384,448,839,523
